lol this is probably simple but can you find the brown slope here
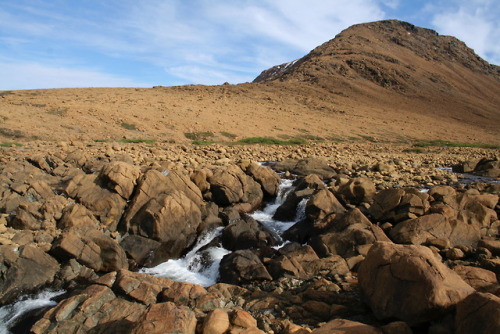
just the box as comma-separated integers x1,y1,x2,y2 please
253,20,500,140
0,20,499,144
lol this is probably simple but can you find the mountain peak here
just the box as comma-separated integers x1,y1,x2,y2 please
254,20,500,88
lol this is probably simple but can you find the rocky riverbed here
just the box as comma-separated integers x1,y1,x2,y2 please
0,141,499,333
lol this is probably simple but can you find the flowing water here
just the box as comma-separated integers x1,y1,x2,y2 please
0,177,304,330
141,177,304,286
0,290,65,334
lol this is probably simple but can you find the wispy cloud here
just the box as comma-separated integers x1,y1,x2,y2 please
430,0,500,64
0,62,150,90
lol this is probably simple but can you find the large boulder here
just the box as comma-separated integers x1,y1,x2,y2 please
0,245,59,305
130,302,197,334
452,265,499,293
219,250,272,284
121,169,203,232
337,177,376,205
274,158,336,179
51,230,128,272
65,172,127,231
455,292,500,334
208,165,263,212
358,242,474,325
311,319,382,334
243,162,281,197
305,189,345,222
389,213,481,247
369,188,430,223
221,214,279,251
98,161,142,199
127,191,202,259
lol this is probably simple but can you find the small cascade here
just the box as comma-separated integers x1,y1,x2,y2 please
142,177,307,286
0,290,65,334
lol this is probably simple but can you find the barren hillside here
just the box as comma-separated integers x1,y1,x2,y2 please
0,20,499,144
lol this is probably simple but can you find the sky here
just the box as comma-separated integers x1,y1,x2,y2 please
0,0,499,90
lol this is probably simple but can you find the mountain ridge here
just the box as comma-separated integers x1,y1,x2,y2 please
0,20,499,145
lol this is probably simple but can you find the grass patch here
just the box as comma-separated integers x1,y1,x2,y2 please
93,139,110,143
0,127,25,138
237,137,307,145
0,91,15,96
0,142,22,147
120,122,137,130
359,135,378,143
413,140,500,149
184,131,214,141
220,131,237,139
192,140,217,145
47,107,68,116
118,138,155,144
299,134,324,141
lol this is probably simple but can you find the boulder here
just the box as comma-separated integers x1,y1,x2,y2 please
452,265,499,293
455,292,500,334
208,165,263,211
369,188,429,223
130,302,197,334
0,244,60,305
65,172,127,231
202,309,230,334
221,214,279,251
51,230,128,272
311,319,382,333
305,189,345,222
98,161,141,199
121,169,203,232
274,158,336,179
244,162,281,197
473,157,500,177
358,242,474,325
219,250,272,284
337,177,376,205
389,214,481,247
127,191,202,259
57,203,100,232
120,235,162,268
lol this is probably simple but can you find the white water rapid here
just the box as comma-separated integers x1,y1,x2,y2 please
0,290,65,334
142,177,305,286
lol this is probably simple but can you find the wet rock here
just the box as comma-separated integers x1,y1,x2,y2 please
0,244,59,305
120,234,162,268
221,214,279,251
219,250,272,284
358,242,474,326
274,158,336,179
455,292,500,334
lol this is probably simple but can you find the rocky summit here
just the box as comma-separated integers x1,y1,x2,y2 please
0,20,499,334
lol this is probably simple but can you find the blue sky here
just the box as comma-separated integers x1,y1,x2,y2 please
0,0,499,90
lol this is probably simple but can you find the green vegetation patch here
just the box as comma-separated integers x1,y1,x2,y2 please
413,140,500,149
184,131,214,141
47,107,68,116
0,142,22,147
237,137,307,145
403,147,426,153
192,140,217,145
0,91,15,96
118,138,155,144
120,122,137,130
220,131,237,139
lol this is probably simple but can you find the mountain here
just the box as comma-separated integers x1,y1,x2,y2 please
0,20,499,144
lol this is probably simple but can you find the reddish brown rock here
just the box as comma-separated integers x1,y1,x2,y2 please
453,265,499,293
244,162,281,197
311,319,382,333
98,161,141,199
130,302,197,334
306,189,345,222
338,177,376,205
202,309,230,334
455,292,500,334
358,242,474,325
219,250,272,284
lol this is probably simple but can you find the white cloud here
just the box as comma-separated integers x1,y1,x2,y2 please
431,0,500,64
0,62,151,90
